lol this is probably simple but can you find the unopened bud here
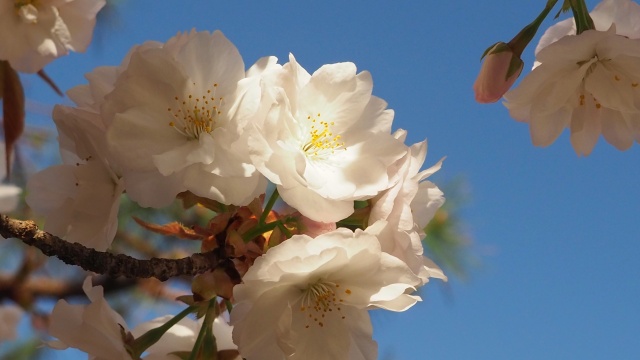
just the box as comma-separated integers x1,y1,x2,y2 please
473,42,524,103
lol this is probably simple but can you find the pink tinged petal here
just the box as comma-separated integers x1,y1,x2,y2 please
600,107,635,150
298,215,337,238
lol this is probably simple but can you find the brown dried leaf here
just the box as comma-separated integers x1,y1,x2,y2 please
1,61,25,177
132,217,202,240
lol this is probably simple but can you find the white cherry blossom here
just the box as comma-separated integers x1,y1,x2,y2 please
369,132,446,284
504,26,640,155
26,105,124,251
105,30,270,206
249,54,406,222
231,227,421,360
0,0,105,73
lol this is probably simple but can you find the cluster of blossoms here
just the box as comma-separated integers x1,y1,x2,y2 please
26,30,446,359
476,0,640,156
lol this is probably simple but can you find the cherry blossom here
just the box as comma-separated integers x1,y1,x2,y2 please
504,26,640,155
249,54,406,222
231,227,421,360
105,30,271,206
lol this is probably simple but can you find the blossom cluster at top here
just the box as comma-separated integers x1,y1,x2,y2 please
27,30,447,359
475,0,640,156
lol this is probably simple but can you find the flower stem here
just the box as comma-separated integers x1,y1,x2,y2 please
129,305,197,358
508,0,558,55
260,188,279,225
241,220,280,243
570,0,595,34
188,298,218,360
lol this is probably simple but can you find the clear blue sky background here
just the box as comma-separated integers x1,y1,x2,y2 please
15,0,640,359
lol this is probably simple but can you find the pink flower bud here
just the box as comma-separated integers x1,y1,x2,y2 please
298,214,336,238
473,42,524,103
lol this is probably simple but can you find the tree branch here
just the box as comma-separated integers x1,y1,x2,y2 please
0,215,226,281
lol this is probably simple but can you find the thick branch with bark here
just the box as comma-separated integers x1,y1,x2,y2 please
0,215,224,281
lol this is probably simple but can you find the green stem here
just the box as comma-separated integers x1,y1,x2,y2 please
130,305,197,358
277,221,293,239
188,298,217,360
570,0,595,34
508,0,559,55
260,189,279,225
241,220,280,243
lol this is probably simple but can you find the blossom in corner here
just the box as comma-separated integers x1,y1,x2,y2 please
48,277,131,360
231,227,421,360
503,25,640,155
0,0,106,73
105,30,271,206
249,54,406,222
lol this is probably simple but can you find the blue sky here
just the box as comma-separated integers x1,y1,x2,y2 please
16,0,640,359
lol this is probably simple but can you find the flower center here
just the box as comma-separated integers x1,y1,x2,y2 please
577,56,639,109
298,279,352,329
167,83,224,140
301,113,346,159
14,0,39,24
